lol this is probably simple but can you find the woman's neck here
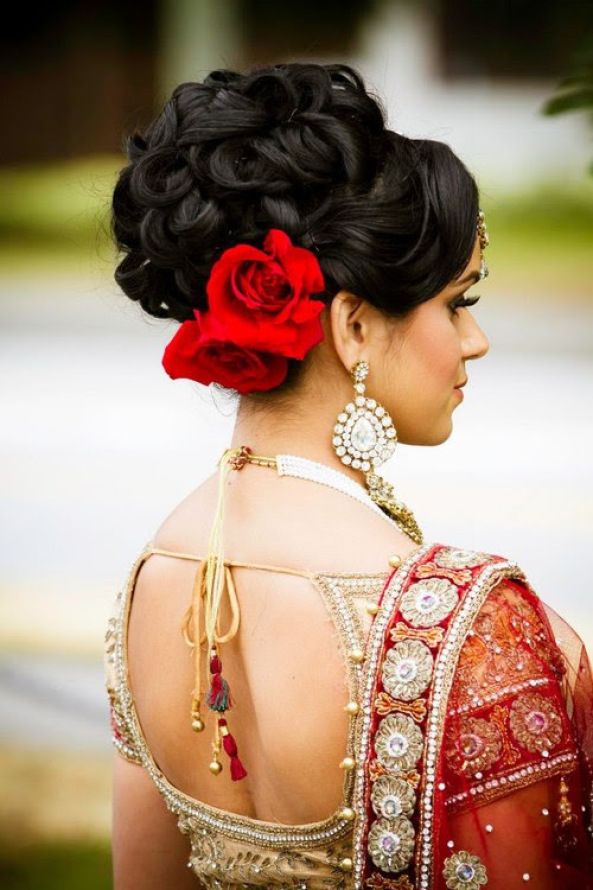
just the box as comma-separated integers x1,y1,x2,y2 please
229,394,367,487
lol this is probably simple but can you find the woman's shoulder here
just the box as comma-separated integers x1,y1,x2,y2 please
149,471,220,556
145,466,420,576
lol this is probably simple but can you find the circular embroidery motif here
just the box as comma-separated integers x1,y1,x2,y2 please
367,815,415,873
445,716,503,777
371,775,416,820
375,714,424,771
400,578,459,627
382,639,434,701
509,692,563,753
434,548,489,569
443,851,488,889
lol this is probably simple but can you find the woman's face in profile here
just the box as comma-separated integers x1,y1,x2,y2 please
377,235,490,447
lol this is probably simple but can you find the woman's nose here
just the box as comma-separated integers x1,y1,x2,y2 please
462,314,490,361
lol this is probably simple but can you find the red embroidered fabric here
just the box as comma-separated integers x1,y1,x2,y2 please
437,578,593,888
356,547,593,890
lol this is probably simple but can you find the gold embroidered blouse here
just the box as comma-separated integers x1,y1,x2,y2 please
104,544,392,889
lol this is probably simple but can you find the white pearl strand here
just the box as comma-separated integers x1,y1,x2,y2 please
276,453,401,530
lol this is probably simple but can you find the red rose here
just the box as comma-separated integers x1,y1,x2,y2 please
204,229,325,359
162,314,288,394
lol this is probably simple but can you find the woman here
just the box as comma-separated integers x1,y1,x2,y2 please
104,63,593,888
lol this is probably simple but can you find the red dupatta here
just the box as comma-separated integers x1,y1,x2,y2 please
352,543,593,889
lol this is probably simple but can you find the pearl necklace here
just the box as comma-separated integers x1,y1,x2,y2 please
276,453,402,530
228,446,412,534
228,446,423,544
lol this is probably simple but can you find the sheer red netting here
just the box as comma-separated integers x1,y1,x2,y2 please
434,579,593,888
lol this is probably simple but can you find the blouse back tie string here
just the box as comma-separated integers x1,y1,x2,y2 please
177,444,320,781
185,446,248,780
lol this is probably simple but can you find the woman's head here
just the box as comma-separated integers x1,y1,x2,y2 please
324,234,489,447
111,61,489,445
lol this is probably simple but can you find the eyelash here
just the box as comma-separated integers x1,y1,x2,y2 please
449,294,481,316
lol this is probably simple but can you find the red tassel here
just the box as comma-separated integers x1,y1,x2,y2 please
210,654,222,673
218,718,248,781
230,755,248,781
222,730,238,758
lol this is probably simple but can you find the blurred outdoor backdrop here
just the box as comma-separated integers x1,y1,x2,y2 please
1,1,593,886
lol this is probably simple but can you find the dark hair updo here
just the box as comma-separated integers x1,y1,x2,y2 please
112,62,479,394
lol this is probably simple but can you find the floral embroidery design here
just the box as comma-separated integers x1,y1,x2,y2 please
367,816,415,873
375,693,427,722
365,875,414,890
400,578,459,627
375,714,424,772
509,692,563,753
382,639,434,701
389,622,444,648
371,775,416,819
415,563,473,586
443,850,488,889
445,716,503,776
434,548,491,569
453,584,566,710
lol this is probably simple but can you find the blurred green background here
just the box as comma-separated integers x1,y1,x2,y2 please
2,156,592,293
2,1,592,888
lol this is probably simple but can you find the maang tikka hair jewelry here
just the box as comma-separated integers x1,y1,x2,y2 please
331,360,424,544
477,209,490,280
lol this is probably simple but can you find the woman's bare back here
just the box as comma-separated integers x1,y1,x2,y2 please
126,462,417,825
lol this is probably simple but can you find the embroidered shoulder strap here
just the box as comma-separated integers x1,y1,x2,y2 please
351,543,523,890
104,550,151,764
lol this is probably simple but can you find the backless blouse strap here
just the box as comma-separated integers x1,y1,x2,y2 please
105,542,314,768
147,544,314,578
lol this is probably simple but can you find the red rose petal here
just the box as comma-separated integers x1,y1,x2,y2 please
162,315,289,393
198,228,327,362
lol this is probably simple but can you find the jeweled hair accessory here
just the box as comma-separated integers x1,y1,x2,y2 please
162,228,326,395
477,209,489,280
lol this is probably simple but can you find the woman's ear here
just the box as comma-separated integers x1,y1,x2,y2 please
329,290,371,371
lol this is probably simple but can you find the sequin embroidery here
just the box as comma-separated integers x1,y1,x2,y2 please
509,692,563,754
375,714,424,772
445,716,503,777
367,816,415,873
400,578,459,627
382,639,434,701
442,851,488,889
371,776,416,820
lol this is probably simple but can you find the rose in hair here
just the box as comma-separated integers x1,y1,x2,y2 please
162,311,288,393
204,229,326,360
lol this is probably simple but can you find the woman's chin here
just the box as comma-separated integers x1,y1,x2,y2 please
398,419,453,447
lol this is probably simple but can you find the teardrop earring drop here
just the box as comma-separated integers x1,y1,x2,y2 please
332,360,397,471
331,360,424,545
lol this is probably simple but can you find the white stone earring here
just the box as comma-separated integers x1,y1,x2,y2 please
331,360,424,544
332,360,397,472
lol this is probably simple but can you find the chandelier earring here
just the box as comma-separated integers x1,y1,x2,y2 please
331,360,424,545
